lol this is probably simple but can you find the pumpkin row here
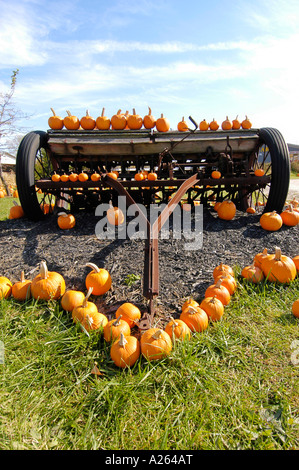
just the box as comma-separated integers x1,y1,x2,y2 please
48,107,252,133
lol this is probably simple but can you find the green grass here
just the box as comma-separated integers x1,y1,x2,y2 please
0,197,17,221
1,276,299,450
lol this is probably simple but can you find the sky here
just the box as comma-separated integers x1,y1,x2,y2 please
1,0,299,150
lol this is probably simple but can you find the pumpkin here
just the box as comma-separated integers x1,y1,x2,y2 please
0,276,12,299
241,264,264,283
199,119,209,131
61,289,85,312
214,274,237,295
180,305,209,332
156,114,170,132
85,262,112,296
254,168,265,177
143,106,156,129
106,171,118,180
177,116,188,132
232,115,241,130
57,212,76,229
60,174,69,182
12,189,18,198
9,201,24,219
64,110,80,130
96,107,111,130
254,248,270,269
292,299,299,318
261,246,296,284
211,170,221,179
217,200,236,220
69,172,79,182
51,172,61,182
147,172,158,181
91,172,101,182
214,201,222,212
80,109,96,130
115,302,141,328
48,108,64,130
140,328,172,361
209,118,219,131
241,116,252,129
111,109,127,130
81,309,108,331
78,172,89,182
260,211,282,231
41,202,55,215
292,255,299,272
181,298,199,311
246,207,256,214
31,261,65,300
11,271,31,301
280,205,299,227
164,317,191,340
200,296,224,321
0,189,5,198
134,172,145,181
72,287,98,324
213,263,234,280
110,333,140,368
127,108,143,130
221,116,232,130
107,206,124,226
103,315,131,342
205,279,231,306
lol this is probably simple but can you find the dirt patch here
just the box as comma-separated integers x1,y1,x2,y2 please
0,206,298,328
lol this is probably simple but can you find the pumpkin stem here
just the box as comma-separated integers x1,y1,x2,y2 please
13,200,19,206
57,211,67,217
86,262,100,273
148,106,152,115
113,315,122,326
152,329,163,340
119,332,128,348
40,261,48,279
66,110,72,116
274,247,282,261
160,113,164,118
50,107,56,116
117,109,122,115
215,279,222,288
132,108,136,115
86,109,90,116
101,107,105,117
186,306,198,315
82,287,93,307
169,316,178,327
20,271,25,283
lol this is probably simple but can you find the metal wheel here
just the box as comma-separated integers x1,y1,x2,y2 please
16,131,56,220
240,127,290,213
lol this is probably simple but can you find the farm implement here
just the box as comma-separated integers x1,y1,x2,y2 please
16,119,290,328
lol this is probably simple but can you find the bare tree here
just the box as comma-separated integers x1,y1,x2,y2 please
0,69,27,193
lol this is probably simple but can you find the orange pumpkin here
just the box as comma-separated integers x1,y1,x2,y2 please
254,248,270,269
61,290,85,312
214,274,237,295
103,315,131,342
69,172,79,182
156,114,170,132
107,206,124,226
292,299,299,318
213,263,234,280
241,264,264,283
9,201,24,219
261,246,296,284
127,108,143,130
134,172,144,181
31,261,65,300
164,317,191,341
48,108,64,130
199,119,209,131
11,271,32,301
78,172,89,182
91,172,101,182
221,116,232,130
211,170,221,179
209,118,219,131
205,279,231,306
111,109,127,130
232,115,241,130
280,205,299,227
51,172,61,182
140,328,172,361
260,211,282,231
241,116,252,129
85,262,112,296
180,305,209,332
217,200,236,220
254,168,265,177
64,110,80,130
57,212,76,230
199,296,224,321
292,255,299,272
115,302,141,328
80,109,96,130
96,107,111,130
0,276,12,299
177,117,188,132
143,106,156,129
147,172,158,181
110,333,140,368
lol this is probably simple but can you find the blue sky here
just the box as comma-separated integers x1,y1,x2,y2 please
1,0,299,146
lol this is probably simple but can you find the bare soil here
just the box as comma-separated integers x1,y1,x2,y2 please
1,202,298,328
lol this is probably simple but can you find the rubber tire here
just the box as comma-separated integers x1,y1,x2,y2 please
16,131,49,220
259,128,290,213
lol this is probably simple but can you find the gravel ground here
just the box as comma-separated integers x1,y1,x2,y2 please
1,193,298,327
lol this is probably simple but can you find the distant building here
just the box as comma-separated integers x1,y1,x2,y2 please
288,144,299,161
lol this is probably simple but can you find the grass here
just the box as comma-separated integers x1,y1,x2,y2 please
0,275,299,450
